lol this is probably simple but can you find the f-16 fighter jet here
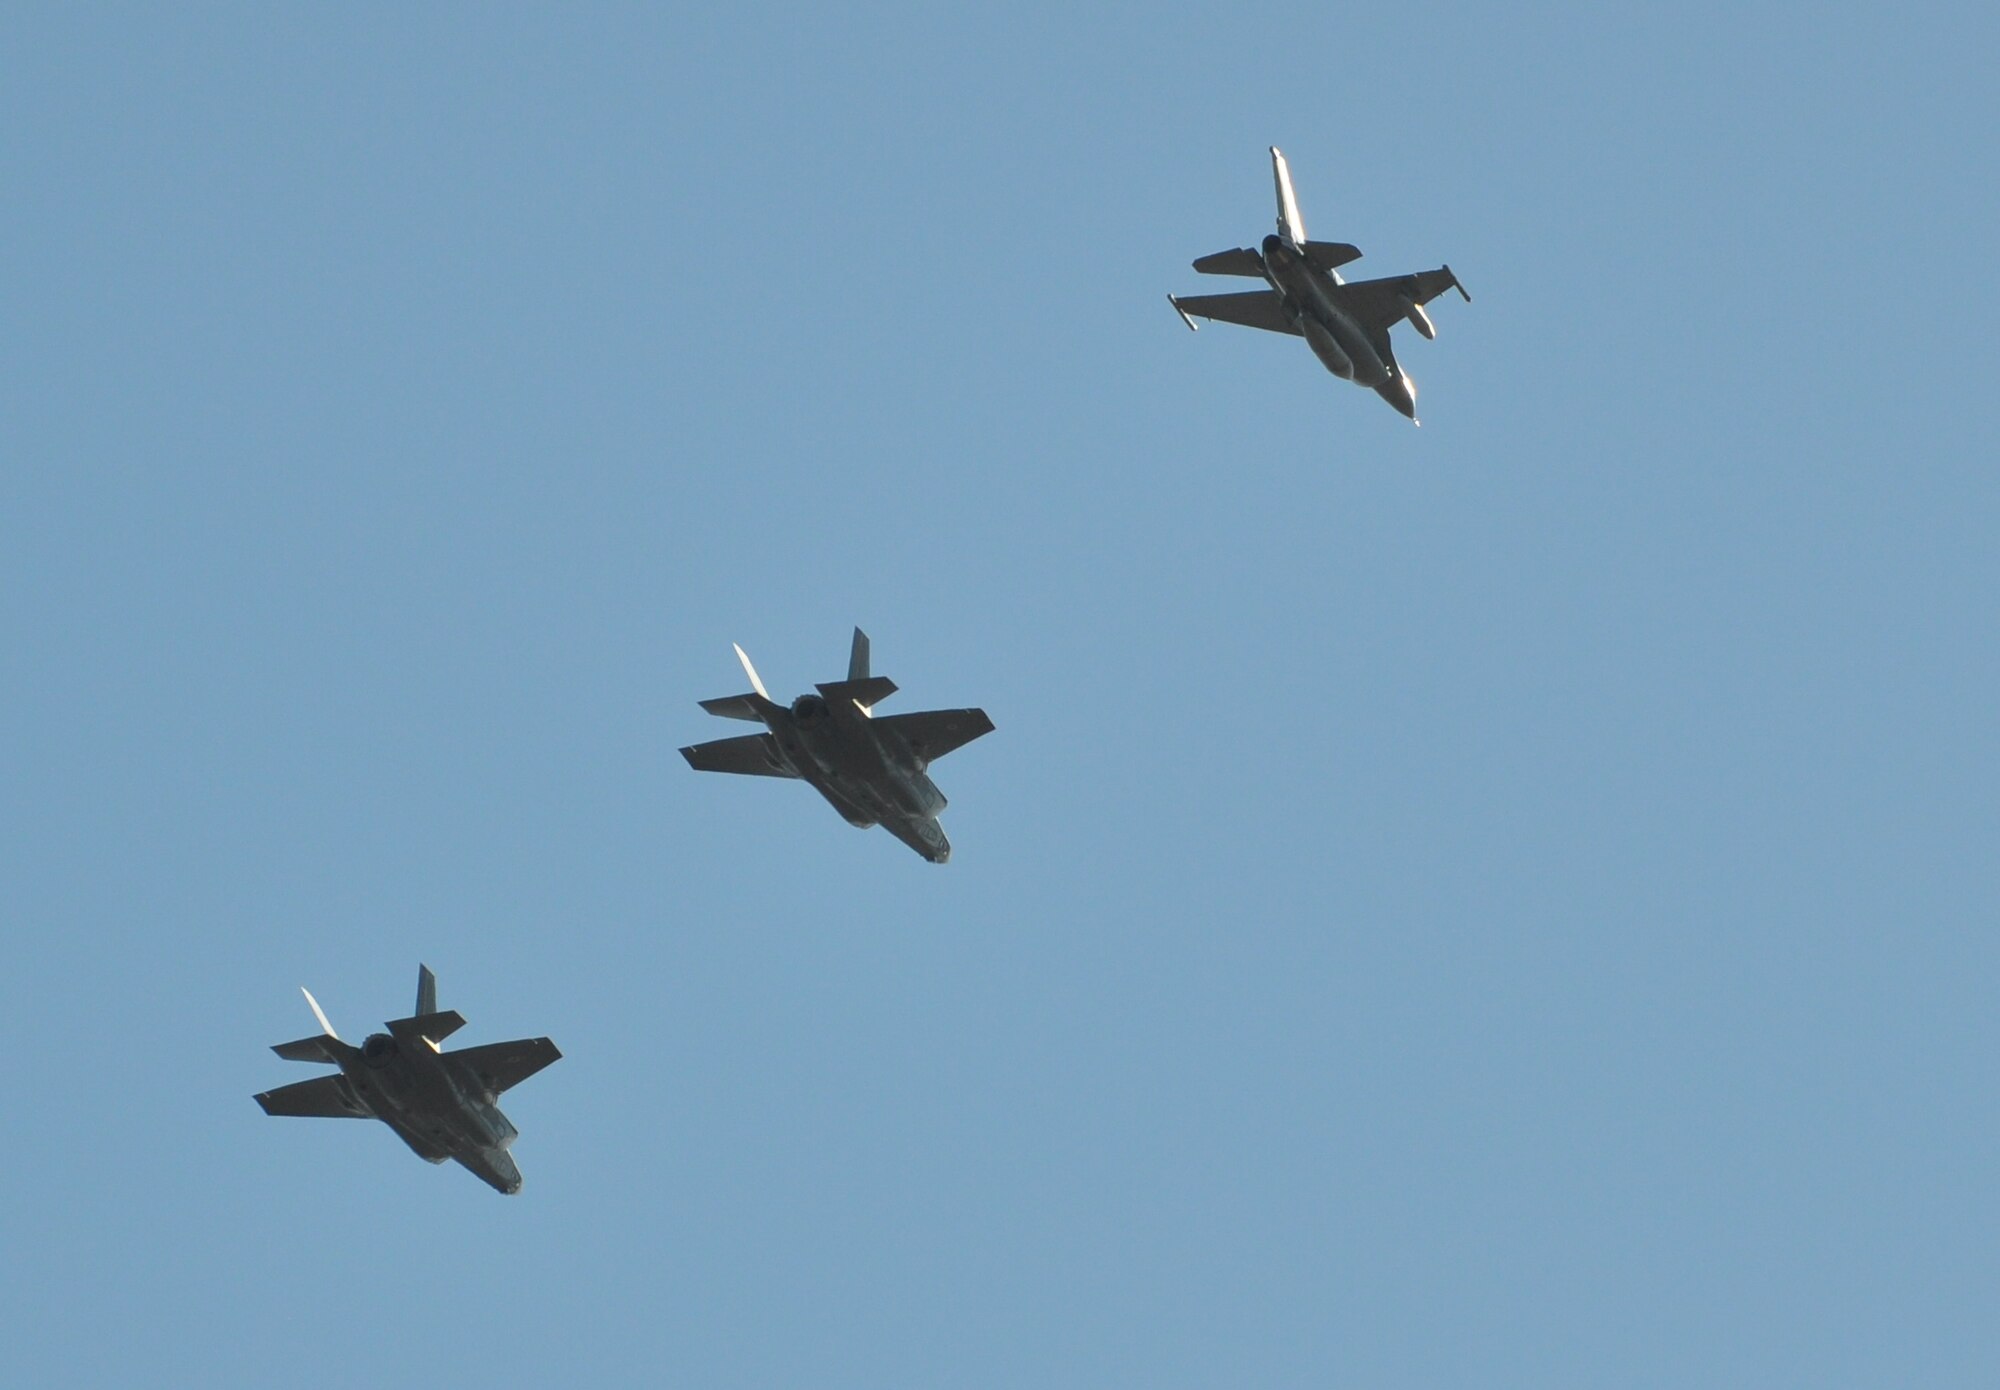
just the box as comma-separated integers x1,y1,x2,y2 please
255,965,560,1195
681,628,993,863
1169,147,1470,423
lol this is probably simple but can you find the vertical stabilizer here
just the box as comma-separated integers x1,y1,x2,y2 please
416,964,437,1018
733,644,771,700
273,986,349,1060
302,987,340,1040
1271,146,1306,248
848,628,871,682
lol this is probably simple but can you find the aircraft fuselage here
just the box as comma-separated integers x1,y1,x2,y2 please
683,631,982,864
761,695,952,860
1259,235,1390,387
770,699,944,815
1171,147,1457,422
340,1034,524,1192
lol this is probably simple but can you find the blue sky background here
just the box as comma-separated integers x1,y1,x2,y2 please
5,4,1996,1386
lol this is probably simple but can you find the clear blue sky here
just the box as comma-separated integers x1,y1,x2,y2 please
6,4,1996,1386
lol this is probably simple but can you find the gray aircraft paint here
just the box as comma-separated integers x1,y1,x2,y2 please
1169,146,1470,423
681,628,993,863
254,965,561,1195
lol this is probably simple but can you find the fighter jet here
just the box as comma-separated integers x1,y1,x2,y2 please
681,628,993,863
1169,147,1470,423
254,965,561,1195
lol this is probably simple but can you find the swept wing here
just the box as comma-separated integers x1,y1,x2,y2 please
877,709,994,766
1169,290,1300,337
451,1038,563,1095
1327,267,1470,332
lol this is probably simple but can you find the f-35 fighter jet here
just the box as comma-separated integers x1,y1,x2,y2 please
681,628,993,863
255,965,561,1195
1169,147,1470,423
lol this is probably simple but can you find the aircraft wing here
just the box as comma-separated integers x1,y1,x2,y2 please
450,1037,562,1095
1327,267,1467,332
877,708,994,765
1169,290,1301,337
255,1074,370,1119
681,733,797,778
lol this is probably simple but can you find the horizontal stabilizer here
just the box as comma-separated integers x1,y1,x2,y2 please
682,732,797,778
1192,247,1266,277
256,1074,370,1119
815,676,897,711
699,692,776,722
1302,240,1362,271
385,1010,467,1045
271,1034,345,1063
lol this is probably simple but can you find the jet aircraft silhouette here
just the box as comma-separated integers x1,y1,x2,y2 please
1170,147,1470,422
255,965,561,1195
681,628,992,863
